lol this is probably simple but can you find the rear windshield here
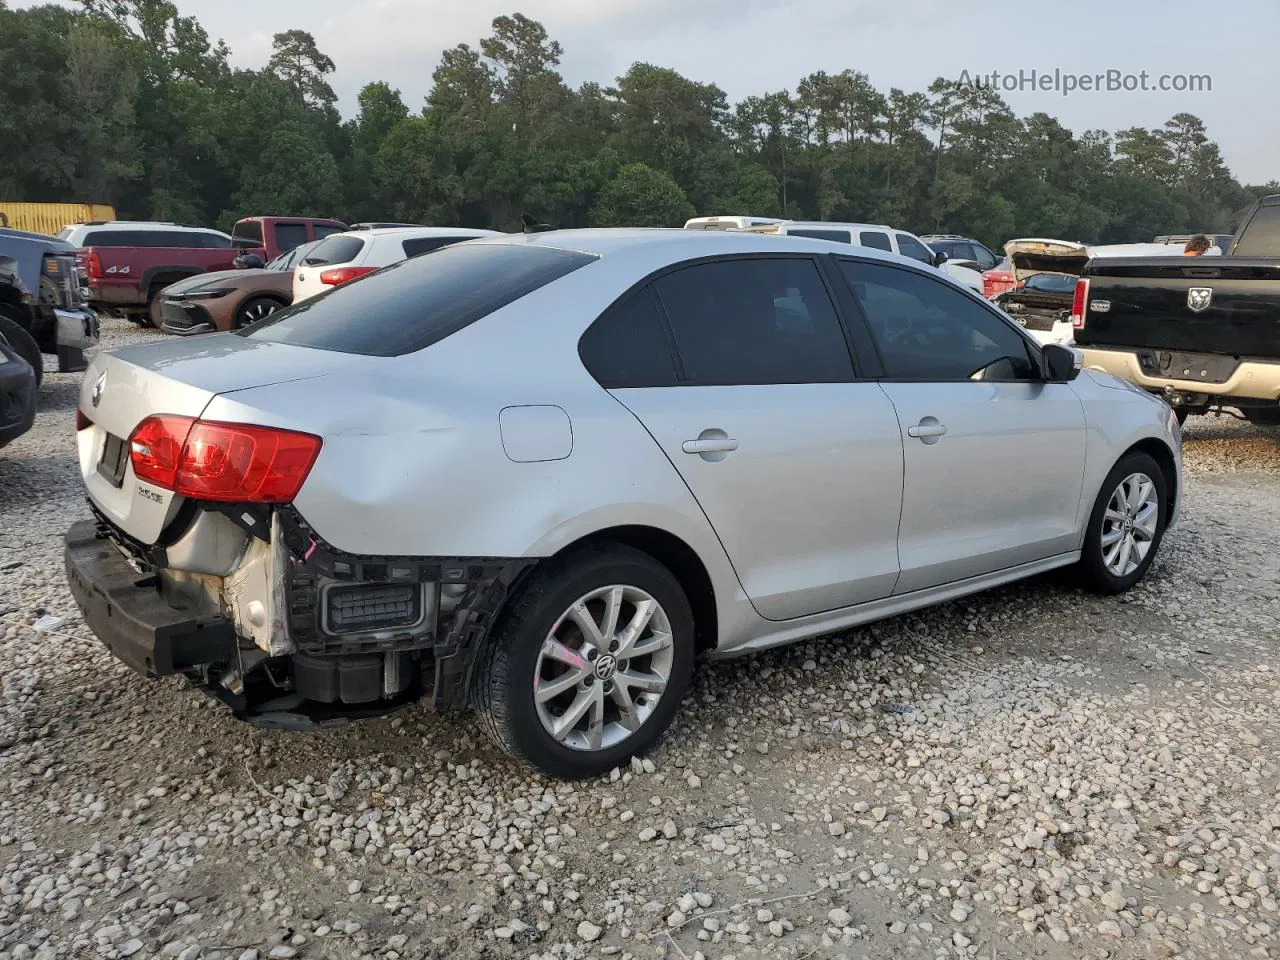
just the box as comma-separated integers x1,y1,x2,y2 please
1233,204,1280,258
233,221,264,244
302,234,365,266
241,243,598,356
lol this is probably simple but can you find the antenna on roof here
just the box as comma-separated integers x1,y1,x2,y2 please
521,213,554,234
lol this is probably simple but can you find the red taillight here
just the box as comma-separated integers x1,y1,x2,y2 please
76,410,92,431
1070,278,1090,329
128,415,321,504
86,251,103,282
319,266,377,287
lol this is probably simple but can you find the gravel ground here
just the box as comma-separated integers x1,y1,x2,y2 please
2,319,1279,960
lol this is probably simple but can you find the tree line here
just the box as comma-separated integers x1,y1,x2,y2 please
2,0,1274,250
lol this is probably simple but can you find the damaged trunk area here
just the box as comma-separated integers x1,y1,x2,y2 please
84,500,530,730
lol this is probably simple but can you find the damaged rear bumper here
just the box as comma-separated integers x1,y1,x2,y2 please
64,519,235,676
64,509,534,728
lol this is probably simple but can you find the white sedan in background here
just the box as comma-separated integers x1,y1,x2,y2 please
292,226,502,303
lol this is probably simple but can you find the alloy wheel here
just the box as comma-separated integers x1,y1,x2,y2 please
533,585,675,752
1101,472,1159,577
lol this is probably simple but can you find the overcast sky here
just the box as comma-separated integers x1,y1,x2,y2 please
21,0,1279,184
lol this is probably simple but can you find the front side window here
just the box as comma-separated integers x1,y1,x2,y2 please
243,243,597,357
895,233,935,264
972,244,999,270
838,259,1037,381
652,257,854,386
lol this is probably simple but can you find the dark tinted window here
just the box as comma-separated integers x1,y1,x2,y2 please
1233,204,1280,257
895,233,935,264
789,228,851,244
653,257,854,386
233,221,264,244
402,236,468,258
243,243,596,357
198,231,232,248
972,244,999,270
274,223,309,252
82,229,210,248
929,240,975,261
858,231,893,251
302,234,365,265
838,259,1036,381
314,224,345,238
579,289,677,388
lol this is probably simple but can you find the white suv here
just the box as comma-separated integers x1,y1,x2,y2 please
292,227,502,303
704,220,985,294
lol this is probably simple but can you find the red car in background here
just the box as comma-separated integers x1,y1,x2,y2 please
60,217,346,327
983,257,1017,298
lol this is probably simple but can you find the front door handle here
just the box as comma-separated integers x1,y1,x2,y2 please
907,417,948,444
682,437,739,454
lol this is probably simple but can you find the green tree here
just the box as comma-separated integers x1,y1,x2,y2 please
590,163,695,227
268,29,336,107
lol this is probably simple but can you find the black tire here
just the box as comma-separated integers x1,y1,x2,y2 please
145,288,163,329
234,296,285,330
1076,451,1169,595
0,313,43,387
474,543,695,780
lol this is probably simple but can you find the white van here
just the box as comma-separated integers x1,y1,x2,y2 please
683,216,784,231
740,220,984,294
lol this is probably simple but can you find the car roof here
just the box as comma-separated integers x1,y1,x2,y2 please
465,227,932,267
67,221,223,234
772,221,896,232
342,226,504,239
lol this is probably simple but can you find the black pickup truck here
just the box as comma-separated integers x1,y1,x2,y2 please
1073,195,1280,424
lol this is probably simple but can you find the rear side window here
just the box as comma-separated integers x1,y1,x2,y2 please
579,289,677,388
243,243,597,357
1232,203,1280,257
198,231,232,248
788,228,851,244
859,231,893,251
274,223,309,253
302,235,365,266
653,257,854,386
402,236,469,258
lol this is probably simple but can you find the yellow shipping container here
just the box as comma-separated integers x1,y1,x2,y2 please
0,202,117,236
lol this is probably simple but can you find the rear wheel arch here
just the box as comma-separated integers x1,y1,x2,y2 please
528,525,719,656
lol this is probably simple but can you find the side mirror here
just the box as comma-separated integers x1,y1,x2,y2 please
933,250,948,267
1042,343,1082,382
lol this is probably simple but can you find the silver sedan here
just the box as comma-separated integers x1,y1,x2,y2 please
65,228,1182,779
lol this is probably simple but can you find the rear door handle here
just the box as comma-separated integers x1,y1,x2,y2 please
682,437,739,454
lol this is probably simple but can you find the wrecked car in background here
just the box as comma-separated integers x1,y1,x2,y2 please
0,226,98,386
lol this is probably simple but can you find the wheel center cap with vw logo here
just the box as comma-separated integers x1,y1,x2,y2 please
594,654,618,681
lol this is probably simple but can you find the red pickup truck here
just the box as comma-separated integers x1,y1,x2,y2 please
60,217,347,326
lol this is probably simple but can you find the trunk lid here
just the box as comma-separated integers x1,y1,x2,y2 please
78,334,359,545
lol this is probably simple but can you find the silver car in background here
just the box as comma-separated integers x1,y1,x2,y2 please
65,229,1182,779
